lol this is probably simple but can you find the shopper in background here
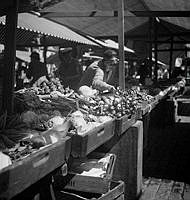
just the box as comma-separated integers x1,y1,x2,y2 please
27,52,48,85
78,49,118,93
58,47,82,90
137,59,149,85
15,62,29,90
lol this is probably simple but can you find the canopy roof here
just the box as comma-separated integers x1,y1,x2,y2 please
0,12,99,46
86,36,134,53
40,0,190,38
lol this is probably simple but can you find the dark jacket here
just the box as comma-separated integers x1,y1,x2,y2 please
78,60,118,91
58,57,82,89
28,61,48,84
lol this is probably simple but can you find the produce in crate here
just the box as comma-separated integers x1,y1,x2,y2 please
31,77,74,96
0,112,29,150
78,87,154,118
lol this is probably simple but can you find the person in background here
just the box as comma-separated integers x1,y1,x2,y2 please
58,47,82,90
15,62,28,90
137,59,149,85
78,49,118,93
171,57,185,79
27,52,48,85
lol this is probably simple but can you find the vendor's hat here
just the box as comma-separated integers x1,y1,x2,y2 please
103,49,117,61
59,47,72,54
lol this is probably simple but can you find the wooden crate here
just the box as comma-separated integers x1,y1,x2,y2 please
149,98,159,111
115,113,137,136
139,102,150,117
0,136,71,200
60,153,116,194
174,97,190,123
54,181,124,200
71,120,115,158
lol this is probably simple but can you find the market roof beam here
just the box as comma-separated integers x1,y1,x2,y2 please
146,40,190,44
153,48,190,52
132,11,190,17
41,11,135,18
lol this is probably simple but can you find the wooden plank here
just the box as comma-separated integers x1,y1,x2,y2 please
115,114,137,136
168,182,184,200
142,177,151,192
140,113,150,149
139,178,162,200
71,120,115,157
98,181,124,200
101,121,143,200
154,179,174,200
53,181,124,200
115,194,124,200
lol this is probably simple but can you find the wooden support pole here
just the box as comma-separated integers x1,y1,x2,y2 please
2,0,18,114
153,18,158,81
118,0,125,89
148,17,153,78
43,36,47,65
169,36,174,78
43,46,47,65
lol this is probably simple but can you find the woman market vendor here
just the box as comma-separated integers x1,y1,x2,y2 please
78,49,119,94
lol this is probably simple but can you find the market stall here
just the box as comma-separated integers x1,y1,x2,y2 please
0,1,189,200
0,75,186,200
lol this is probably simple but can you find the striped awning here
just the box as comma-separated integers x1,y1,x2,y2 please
0,12,99,46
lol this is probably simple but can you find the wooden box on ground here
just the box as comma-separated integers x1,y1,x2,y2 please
0,136,71,200
115,113,137,136
54,152,116,194
54,181,124,200
174,97,190,123
71,120,115,158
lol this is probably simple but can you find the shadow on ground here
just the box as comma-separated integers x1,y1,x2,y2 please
143,106,190,184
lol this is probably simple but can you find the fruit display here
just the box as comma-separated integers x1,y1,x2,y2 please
79,87,154,118
0,83,157,167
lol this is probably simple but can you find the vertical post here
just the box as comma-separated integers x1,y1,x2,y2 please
148,17,153,78
2,0,18,114
169,36,173,78
43,46,47,65
43,36,47,65
153,18,158,81
118,0,125,89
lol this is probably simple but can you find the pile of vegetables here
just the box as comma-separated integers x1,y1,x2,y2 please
0,85,155,166
31,77,73,96
79,87,154,118
0,112,28,150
